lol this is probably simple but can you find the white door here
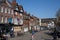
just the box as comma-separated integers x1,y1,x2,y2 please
24,27,28,32
34,26,36,30
37,26,40,31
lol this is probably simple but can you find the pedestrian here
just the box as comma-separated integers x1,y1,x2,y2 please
31,27,35,40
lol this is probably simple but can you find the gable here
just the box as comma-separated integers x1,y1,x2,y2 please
6,0,12,7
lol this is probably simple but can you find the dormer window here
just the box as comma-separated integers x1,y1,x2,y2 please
20,8,23,12
16,7,18,11
20,10,23,12
15,5,19,11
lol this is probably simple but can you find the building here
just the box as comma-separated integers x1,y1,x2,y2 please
41,18,56,26
0,0,40,33
0,0,24,33
29,15,40,31
13,4,24,32
23,12,30,32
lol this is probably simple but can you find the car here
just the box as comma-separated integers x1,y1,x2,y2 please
40,26,48,30
55,27,60,38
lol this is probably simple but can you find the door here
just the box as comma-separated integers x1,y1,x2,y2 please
24,27,28,32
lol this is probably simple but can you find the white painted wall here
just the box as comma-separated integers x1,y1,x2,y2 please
24,27,28,32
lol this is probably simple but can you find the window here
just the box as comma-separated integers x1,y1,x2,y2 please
8,8,10,14
19,19,23,25
0,16,2,23
5,8,7,13
15,12,18,15
20,13,23,19
11,10,13,15
1,7,3,13
16,8,18,10
8,18,12,23
15,5,19,11
20,8,23,12
1,17,3,23
20,13,23,16
20,10,23,12
13,18,18,25
12,18,13,23
5,17,7,23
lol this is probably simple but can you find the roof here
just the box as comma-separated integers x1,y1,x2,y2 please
41,18,56,23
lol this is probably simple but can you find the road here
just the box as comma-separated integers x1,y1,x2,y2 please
9,30,60,40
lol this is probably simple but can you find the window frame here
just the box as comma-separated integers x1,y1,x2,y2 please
5,8,7,13
8,8,11,14
1,7,4,13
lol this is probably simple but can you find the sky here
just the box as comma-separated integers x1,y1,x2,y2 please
16,0,60,18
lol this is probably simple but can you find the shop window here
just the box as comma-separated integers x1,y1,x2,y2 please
15,7,18,11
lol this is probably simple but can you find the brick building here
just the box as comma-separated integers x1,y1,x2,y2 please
0,0,24,33
23,12,30,32
41,18,56,26
29,15,40,31
0,0,40,33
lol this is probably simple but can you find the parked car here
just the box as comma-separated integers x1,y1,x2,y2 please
47,27,60,38
17,31,24,36
40,26,48,30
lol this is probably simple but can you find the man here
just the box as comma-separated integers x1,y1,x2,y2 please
31,27,35,40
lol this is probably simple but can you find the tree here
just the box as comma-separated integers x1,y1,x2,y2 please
56,9,60,18
56,9,60,26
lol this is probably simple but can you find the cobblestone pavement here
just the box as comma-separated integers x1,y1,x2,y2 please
9,30,60,40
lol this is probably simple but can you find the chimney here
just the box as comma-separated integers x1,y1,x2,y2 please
13,0,16,3
12,0,17,6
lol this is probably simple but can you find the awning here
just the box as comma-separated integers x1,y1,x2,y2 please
13,24,23,26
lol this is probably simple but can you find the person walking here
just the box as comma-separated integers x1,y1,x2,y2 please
31,27,35,40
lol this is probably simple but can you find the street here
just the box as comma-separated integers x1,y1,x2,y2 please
9,30,60,40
